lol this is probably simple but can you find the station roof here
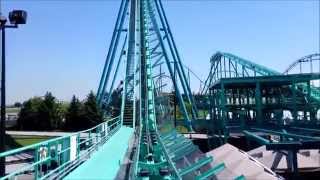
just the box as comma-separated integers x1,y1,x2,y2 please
210,73,320,89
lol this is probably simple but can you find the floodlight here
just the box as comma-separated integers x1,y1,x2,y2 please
9,10,27,25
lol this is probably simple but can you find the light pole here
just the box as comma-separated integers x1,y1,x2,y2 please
0,10,27,176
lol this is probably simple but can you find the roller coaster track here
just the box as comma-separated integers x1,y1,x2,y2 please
201,52,320,102
0,0,229,179
0,1,319,179
201,51,280,95
284,53,320,101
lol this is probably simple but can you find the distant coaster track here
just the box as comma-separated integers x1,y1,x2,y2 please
201,51,280,95
284,53,320,75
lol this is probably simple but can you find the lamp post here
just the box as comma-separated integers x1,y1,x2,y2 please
0,10,27,176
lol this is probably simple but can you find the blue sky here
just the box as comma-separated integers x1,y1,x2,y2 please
1,0,319,104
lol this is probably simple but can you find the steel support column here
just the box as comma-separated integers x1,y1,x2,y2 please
255,82,262,126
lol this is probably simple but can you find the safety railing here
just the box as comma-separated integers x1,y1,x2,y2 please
0,116,121,180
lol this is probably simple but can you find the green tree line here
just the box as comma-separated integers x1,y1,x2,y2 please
16,91,102,132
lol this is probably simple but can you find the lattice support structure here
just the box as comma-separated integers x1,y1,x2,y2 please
97,0,200,130
95,0,214,179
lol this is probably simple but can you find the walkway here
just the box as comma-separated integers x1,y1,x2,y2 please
64,126,134,180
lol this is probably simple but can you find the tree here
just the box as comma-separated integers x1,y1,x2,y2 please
38,92,61,130
65,95,82,131
13,102,22,108
17,91,102,131
17,97,43,130
82,91,103,128
56,102,67,130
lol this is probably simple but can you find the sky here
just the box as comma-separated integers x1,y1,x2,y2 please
0,0,319,104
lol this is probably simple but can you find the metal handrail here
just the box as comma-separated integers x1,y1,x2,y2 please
0,116,121,180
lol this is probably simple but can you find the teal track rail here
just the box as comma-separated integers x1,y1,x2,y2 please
201,51,280,95
202,52,320,103
132,0,180,178
0,117,121,180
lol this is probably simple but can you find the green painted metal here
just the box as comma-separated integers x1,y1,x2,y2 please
148,0,193,129
221,52,280,76
281,129,294,141
0,117,121,180
164,135,184,145
201,51,280,95
156,132,181,179
121,0,139,128
170,146,198,161
210,73,320,88
244,128,320,176
99,0,197,130
97,0,197,129
202,53,320,140
255,82,262,126
155,0,199,120
97,0,129,104
168,141,193,156
292,82,298,123
162,133,180,142
291,127,320,133
166,139,191,151
207,72,320,148
105,34,128,106
243,130,270,145
251,128,320,140
133,0,181,179
178,156,213,176
8,0,319,179
284,53,320,75
64,126,133,180
195,162,226,180
234,175,246,180
97,0,127,102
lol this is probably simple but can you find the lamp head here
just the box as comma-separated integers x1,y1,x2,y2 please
9,10,27,25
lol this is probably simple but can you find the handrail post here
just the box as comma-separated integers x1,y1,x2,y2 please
35,146,39,179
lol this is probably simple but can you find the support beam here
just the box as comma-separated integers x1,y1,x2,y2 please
179,156,213,176
195,163,226,180
252,128,320,140
255,82,262,126
243,130,270,145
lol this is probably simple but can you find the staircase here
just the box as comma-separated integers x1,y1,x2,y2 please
123,100,134,127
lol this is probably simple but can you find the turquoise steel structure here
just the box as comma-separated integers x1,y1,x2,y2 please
98,0,226,178
0,0,228,179
201,52,320,176
0,117,122,179
1,0,319,179
96,0,199,130
201,52,320,131
201,51,281,95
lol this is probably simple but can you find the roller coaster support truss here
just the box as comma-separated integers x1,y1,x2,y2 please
96,0,200,130
201,52,280,95
244,128,320,176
